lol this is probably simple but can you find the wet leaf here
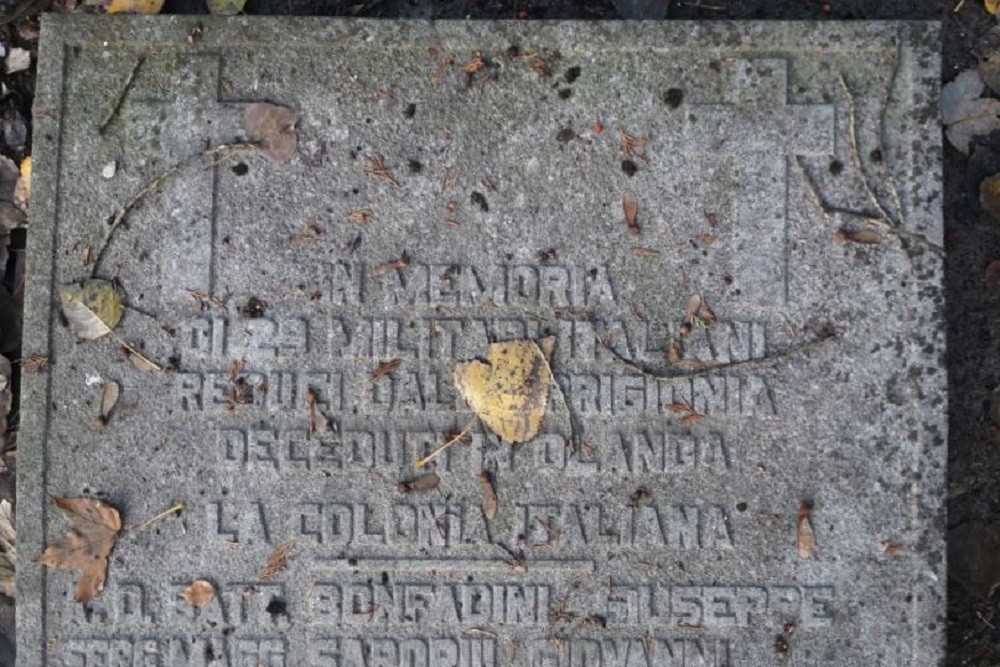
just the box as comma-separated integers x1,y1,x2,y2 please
206,0,245,14
835,228,882,245
21,355,48,373
478,471,498,519
454,338,554,444
941,68,1000,154
982,174,1000,221
180,580,215,607
797,503,816,559
622,190,640,236
398,472,441,494
105,0,165,13
59,280,124,340
36,497,121,603
371,359,401,382
259,540,295,581
244,103,300,164
91,380,119,431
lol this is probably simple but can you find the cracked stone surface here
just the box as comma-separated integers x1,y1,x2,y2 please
19,16,943,666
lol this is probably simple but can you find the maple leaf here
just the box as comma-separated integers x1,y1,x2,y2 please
36,497,122,603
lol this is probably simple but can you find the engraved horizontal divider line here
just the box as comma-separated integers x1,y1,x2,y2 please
316,556,596,572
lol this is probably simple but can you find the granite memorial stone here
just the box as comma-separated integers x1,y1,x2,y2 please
19,16,945,667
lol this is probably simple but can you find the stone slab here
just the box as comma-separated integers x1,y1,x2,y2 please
20,16,944,667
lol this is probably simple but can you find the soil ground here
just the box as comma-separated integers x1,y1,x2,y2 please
0,0,990,664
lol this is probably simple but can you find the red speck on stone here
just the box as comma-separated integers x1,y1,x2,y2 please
594,123,604,134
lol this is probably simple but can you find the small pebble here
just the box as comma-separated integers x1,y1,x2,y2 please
101,162,116,179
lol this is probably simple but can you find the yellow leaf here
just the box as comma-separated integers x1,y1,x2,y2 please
988,0,1000,14
206,0,246,14
59,280,124,340
105,0,164,14
14,156,30,209
454,338,553,444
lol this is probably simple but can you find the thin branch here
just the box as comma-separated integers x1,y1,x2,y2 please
88,143,256,277
415,417,476,469
839,74,900,228
99,56,145,136
597,328,839,381
794,157,944,256
879,41,906,225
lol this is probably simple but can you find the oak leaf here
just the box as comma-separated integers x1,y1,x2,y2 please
244,103,300,164
454,338,554,444
36,497,122,603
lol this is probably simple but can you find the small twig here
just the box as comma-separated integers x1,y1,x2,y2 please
415,417,476,469
839,75,899,227
129,501,185,533
598,328,839,381
99,56,145,136
364,154,401,188
88,143,255,277
794,157,944,257
879,42,906,225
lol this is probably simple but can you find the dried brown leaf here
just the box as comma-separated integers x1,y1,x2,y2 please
666,400,707,429
878,540,902,557
92,380,120,431
36,497,122,603
835,228,882,245
21,356,48,373
461,52,487,74
694,233,716,244
363,154,401,188
180,580,215,608
374,254,410,277
346,210,374,225
632,246,660,257
371,358,402,382
259,540,296,581
797,503,816,559
244,103,300,164
305,388,328,436
622,190,640,236
398,472,441,494
478,471,498,519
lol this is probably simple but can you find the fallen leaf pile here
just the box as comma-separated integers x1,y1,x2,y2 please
36,497,121,603
453,337,554,444
941,68,1000,155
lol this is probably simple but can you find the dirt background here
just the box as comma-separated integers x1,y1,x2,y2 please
0,0,989,664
